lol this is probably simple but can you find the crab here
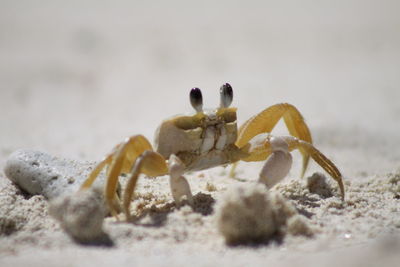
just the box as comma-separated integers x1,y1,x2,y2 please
80,83,344,220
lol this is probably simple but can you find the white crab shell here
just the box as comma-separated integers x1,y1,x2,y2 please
154,109,240,171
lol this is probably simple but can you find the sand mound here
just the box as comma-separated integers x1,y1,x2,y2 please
216,183,313,245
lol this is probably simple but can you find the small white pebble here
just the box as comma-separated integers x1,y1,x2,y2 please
4,149,107,199
49,186,106,243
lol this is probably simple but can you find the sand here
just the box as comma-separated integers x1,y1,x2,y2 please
1,1,400,266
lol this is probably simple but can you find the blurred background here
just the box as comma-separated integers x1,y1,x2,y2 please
1,0,399,175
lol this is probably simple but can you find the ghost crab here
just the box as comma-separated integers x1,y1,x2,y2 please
81,83,344,220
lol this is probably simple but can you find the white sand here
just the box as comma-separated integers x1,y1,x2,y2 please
1,1,400,266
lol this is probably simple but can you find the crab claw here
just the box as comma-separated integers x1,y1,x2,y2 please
168,155,193,206
259,136,293,188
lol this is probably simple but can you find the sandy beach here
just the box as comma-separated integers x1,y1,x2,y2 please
1,1,399,266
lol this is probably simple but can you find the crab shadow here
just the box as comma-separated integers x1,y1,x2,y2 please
284,192,339,218
129,192,216,227
227,232,285,248
73,232,115,247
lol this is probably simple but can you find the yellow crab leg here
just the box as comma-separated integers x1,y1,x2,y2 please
80,135,152,190
80,135,153,218
239,134,344,199
236,103,312,177
103,135,154,217
282,136,345,200
80,153,114,190
123,151,168,220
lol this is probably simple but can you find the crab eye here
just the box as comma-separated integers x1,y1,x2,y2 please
190,87,203,112
220,83,233,108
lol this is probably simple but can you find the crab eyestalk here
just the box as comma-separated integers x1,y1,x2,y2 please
190,87,203,113
220,83,233,108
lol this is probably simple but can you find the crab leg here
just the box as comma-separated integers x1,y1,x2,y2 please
236,103,312,177
80,152,114,190
123,153,194,220
259,136,293,189
123,151,168,219
81,135,153,190
283,136,345,199
241,134,345,200
80,135,153,217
